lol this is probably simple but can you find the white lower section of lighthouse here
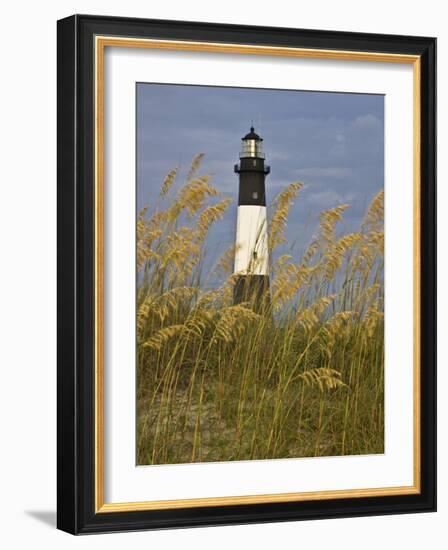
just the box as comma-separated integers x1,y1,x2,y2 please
234,205,269,276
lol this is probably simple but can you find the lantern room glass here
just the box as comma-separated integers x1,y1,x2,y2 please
240,139,265,159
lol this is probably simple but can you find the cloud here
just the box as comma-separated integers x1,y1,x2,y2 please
351,113,381,130
269,151,291,162
293,167,353,179
136,83,384,263
307,190,346,208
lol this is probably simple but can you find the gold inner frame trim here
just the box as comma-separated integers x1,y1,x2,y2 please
94,35,421,513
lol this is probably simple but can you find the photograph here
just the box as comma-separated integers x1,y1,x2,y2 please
0,0,442,543
54,13,436,534
135,83,385,466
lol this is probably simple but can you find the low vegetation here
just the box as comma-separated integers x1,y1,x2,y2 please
136,155,384,465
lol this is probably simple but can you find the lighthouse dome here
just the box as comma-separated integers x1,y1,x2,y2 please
242,126,263,141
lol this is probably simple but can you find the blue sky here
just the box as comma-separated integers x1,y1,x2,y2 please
137,83,384,282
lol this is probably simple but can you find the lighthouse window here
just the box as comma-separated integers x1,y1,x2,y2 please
252,191,259,199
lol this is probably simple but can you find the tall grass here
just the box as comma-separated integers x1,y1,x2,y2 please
136,155,384,465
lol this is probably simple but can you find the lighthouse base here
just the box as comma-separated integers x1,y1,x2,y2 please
233,275,270,311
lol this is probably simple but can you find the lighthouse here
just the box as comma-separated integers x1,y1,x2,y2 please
233,126,270,308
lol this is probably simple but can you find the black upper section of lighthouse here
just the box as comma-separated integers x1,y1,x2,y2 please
234,126,270,206
242,127,262,141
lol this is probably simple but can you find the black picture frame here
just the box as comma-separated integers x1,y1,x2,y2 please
57,14,436,534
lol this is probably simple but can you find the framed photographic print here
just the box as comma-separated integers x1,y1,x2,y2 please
57,14,436,534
